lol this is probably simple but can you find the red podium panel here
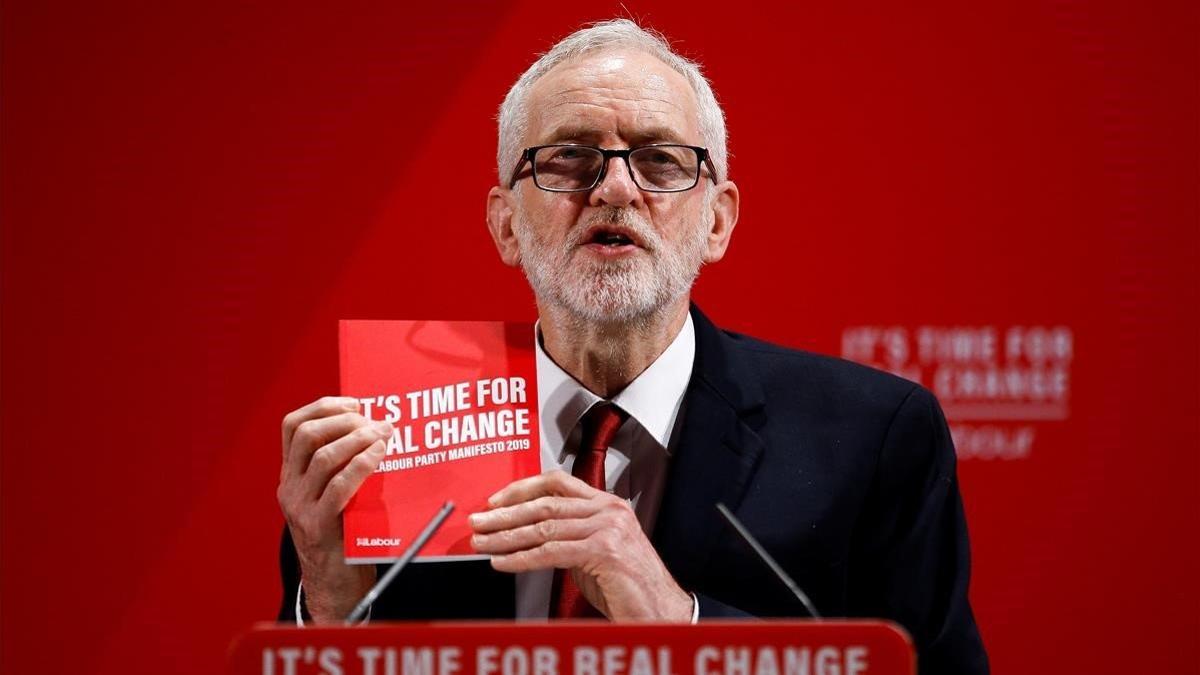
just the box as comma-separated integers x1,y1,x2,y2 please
230,621,913,675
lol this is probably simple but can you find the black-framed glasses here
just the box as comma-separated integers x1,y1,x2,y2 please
509,144,718,193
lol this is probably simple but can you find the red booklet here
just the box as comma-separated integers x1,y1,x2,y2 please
340,320,541,562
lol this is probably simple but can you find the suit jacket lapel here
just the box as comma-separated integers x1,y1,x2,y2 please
652,305,767,588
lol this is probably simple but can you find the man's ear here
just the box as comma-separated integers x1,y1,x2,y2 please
486,186,522,267
703,180,740,263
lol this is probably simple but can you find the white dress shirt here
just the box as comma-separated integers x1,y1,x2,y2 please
516,313,696,620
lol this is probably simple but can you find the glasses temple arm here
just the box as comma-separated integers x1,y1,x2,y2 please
508,154,530,189
703,154,720,184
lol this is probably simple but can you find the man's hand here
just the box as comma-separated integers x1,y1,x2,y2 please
468,470,693,622
277,396,391,623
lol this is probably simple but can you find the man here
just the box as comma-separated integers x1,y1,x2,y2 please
277,18,988,674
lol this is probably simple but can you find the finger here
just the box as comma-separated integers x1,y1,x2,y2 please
317,439,388,514
490,539,589,574
487,469,599,508
469,495,600,534
285,412,381,478
282,396,359,458
299,421,394,500
471,517,598,555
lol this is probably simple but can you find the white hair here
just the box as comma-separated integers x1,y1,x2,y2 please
496,18,728,186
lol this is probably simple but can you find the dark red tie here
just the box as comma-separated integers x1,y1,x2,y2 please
550,402,627,618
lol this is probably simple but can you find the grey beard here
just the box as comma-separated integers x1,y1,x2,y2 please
513,206,707,326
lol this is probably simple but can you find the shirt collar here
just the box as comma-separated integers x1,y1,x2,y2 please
535,313,696,457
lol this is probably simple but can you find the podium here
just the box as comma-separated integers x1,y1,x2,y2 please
230,621,914,675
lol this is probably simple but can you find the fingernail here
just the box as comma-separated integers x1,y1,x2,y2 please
343,398,360,411
374,421,393,435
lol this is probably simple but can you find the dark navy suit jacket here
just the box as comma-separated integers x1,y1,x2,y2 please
279,306,989,675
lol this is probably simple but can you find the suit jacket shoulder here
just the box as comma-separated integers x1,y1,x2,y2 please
657,306,988,675
716,325,926,441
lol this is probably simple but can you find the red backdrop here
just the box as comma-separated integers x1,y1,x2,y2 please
2,1,1197,674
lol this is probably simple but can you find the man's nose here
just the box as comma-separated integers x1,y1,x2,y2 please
588,155,643,208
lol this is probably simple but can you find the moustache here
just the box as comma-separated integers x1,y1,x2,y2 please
566,208,659,251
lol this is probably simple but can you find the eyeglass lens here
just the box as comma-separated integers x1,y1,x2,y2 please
532,146,700,192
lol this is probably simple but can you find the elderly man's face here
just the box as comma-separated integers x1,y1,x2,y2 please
490,48,735,324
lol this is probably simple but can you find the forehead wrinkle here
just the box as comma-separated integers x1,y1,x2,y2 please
535,49,693,109
540,97,683,121
542,81,682,108
537,84,690,126
526,49,702,146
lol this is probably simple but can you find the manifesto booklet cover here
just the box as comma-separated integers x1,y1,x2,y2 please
340,320,540,563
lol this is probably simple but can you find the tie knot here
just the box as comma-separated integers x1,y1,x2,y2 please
581,402,628,452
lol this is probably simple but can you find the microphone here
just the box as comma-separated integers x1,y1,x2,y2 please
716,502,822,619
344,500,455,624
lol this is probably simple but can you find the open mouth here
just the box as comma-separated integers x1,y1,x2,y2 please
589,229,636,247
